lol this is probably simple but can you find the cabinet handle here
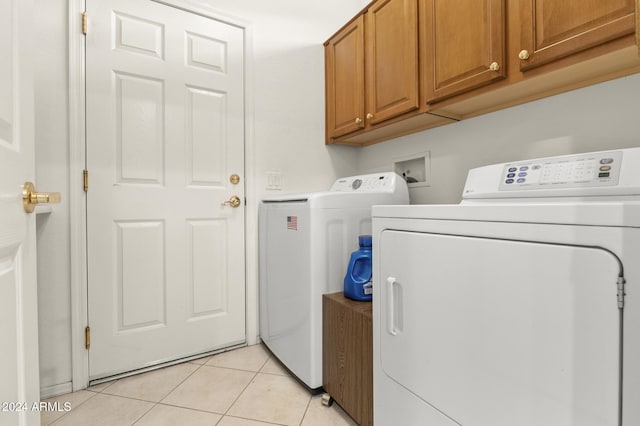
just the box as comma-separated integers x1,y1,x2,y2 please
518,49,530,60
355,117,362,124
366,113,374,120
489,62,500,71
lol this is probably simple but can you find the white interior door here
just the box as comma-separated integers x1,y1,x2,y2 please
379,230,622,426
86,0,246,380
0,0,41,424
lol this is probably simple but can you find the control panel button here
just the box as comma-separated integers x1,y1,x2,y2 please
517,178,526,183
600,165,612,171
518,172,527,177
507,173,516,178
352,179,362,190
599,172,610,178
505,179,514,184
519,166,529,171
508,167,517,173
600,158,614,164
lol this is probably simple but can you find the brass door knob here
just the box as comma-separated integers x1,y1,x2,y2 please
366,113,374,120
518,49,530,60
22,182,61,213
489,62,500,71
222,195,241,208
355,117,363,124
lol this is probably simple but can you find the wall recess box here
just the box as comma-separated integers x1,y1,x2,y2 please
393,152,430,188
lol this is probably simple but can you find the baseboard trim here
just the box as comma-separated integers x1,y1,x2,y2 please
40,382,73,400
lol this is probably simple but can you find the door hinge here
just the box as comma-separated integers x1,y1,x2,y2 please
85,326,91,350
617,276,626,309
82,11,88,35
83,169,89,192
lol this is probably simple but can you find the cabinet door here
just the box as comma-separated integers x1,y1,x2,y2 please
365,0,419,125
423,0,506,104
325,16,365,140
519,0,635,71
323,293,373,426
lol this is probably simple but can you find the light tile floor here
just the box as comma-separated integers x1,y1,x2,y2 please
41,344,357,426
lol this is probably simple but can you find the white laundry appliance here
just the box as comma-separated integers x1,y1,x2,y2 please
259,172,409,390
372,148,640,426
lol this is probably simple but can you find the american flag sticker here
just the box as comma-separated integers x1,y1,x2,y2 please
287,215,298,230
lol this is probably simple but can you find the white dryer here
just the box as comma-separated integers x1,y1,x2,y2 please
373,148,640,426
259,172,408,390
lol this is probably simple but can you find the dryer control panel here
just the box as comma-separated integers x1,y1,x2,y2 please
463,148,640,199
498,151,622,190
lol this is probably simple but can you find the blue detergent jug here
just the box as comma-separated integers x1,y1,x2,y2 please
344,235,373,301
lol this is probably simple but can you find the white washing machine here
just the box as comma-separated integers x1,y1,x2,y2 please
259,172,408,390
373,148,640,426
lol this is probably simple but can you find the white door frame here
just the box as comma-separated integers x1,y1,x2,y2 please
68,0,258,390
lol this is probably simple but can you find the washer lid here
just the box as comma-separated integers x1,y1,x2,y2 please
261,172,409,206
263,191,409,209
261,192,315,203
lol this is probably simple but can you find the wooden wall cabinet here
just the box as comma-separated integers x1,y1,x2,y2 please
322,292,373,426
325,16,365,139
325,0,420,142
518,0,635,71
430,0,640,119
423,0,507,104
325,0,640,146
325,0,456,146
365,0,420,126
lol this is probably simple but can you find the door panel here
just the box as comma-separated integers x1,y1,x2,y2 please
187,87,227,185
87,0,245,379
188,219,228,318
365,0,419,124
114,72,164,184
325,16,365,139
424,0,506,103
519,0,635,70
116,221,165,332
0,0,40,424
379,230,621,426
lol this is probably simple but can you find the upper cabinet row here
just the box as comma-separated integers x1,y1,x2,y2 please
325,0,639,146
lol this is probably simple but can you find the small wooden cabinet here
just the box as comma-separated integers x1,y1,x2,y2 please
423,0,507,104
325,0,427,145
430,0,640,118
323,292,373,426
325,16,365,139
365,0,420,126
518,0,635,71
